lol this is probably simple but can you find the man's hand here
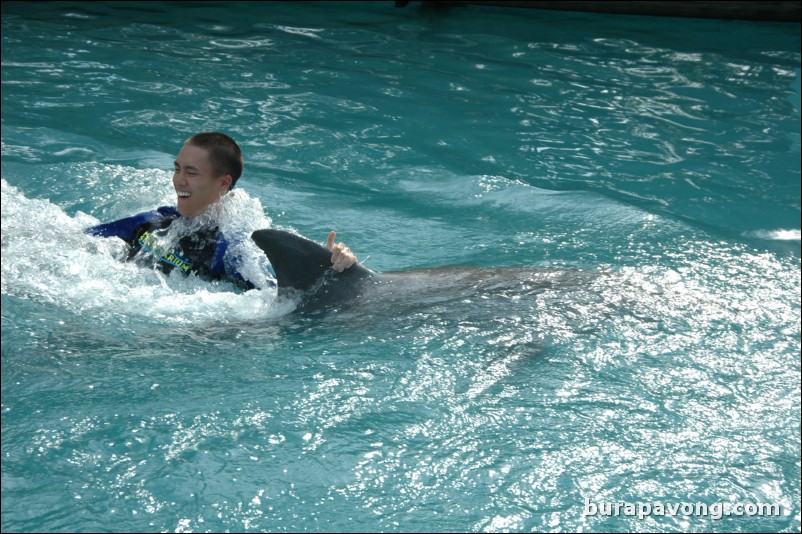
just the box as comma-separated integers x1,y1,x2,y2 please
326,231,357,272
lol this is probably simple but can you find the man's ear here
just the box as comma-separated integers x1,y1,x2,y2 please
220,174,233,192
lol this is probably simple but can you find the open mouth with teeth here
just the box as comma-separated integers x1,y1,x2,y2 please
177,192,191,198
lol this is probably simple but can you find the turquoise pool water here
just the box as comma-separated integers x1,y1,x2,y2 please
2,2,800,532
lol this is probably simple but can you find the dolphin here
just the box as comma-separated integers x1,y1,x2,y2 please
251,228,600,315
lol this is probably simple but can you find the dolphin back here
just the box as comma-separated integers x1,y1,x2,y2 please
251,229,376,307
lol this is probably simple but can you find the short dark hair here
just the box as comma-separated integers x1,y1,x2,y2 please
185,132,243,190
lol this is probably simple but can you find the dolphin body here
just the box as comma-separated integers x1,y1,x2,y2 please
251,228,599,315
250,229,613,397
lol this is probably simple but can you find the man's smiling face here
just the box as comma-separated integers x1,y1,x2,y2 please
172,143,232,218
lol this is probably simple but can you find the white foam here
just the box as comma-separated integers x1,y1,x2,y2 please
743,229,801,241
1,177,289,324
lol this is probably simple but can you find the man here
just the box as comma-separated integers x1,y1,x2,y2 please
85,132,356,290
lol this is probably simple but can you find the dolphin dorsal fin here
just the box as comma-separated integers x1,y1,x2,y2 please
251,229,375,302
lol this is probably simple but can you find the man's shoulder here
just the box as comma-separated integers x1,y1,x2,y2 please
85,205,178,239
155,206,180,218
